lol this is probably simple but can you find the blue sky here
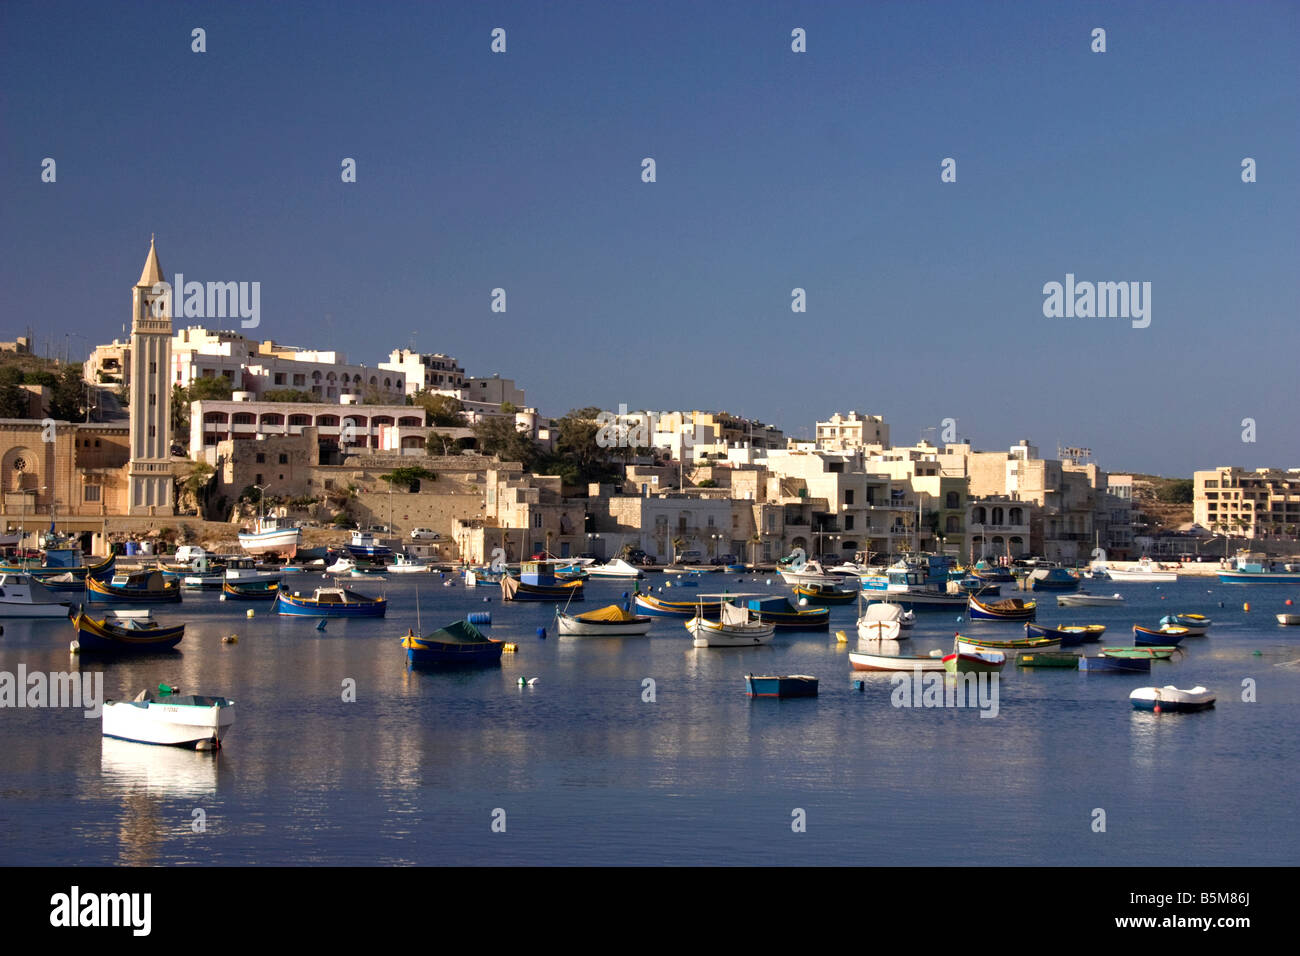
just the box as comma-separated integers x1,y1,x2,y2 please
2,0,1296,475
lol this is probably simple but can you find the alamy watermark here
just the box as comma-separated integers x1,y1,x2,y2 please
1042,274,1150,329
890,666,999,718
0,666,103,717
150,274,260,328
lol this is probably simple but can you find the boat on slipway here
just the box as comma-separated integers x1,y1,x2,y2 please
238,515,301,558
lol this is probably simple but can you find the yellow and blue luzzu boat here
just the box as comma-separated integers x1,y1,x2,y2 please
277,586,386,617
87,570,182,604
71,607,184,653
967,594,1036,621
745,596,830,630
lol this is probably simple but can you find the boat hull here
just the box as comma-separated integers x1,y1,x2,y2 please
745,675,819,698
634,593,719,617
86,577,182,604
72,611,184,653
1130,686,1216,712
848,652,944,672
967,597,1037,621
1133,625,1187,646
556,612,653,637
686,617,775,647
102,698,234,747
943,651,1005,673
1217,572,1300,584
239,528,300,557
1015,651,1081,668
276,592,387,617
1079,655,1151,673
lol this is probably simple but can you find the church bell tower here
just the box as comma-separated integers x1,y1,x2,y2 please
126,236,175,515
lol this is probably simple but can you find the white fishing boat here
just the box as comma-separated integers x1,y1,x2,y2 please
386,553,431,574
685,593,776,647
101,687,236,749
777,560,851,587
849,646,946,671
1129,685,1216,713
585,558,645,579
1277,613,1300,626
1096,557,1177,583
0,572,74,617
556,603,653,637
326,557,357,574
237,515,301,558
856,600,909,642
223,556,283,586
1057,591,1126,607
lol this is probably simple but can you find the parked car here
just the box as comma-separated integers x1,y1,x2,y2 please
676,549,704,565
712,553,739,565
410,528,439,540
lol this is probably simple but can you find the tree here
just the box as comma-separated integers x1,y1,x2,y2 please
1157,479,1194,504
426,431,458,456
379,466,437,491
0,366,28,417
412,390,465,427
187,376,234,402
48,365,87,421
473,416,539,469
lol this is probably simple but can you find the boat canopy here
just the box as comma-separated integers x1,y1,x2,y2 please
421,620,491,644
721,603,751,626
575,604,639,622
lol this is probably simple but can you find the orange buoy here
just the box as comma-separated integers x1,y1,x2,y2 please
1244,602,1251,612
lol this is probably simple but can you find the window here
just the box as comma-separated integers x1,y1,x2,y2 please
255,474,263,485
149,361,157,374
946,492,959,509
149,392,156,405
279,454,288,464
84,486,101,502
844,489,855,505
845,515,855,530
256,453,265,463
532,513,542,528
148,425,155,437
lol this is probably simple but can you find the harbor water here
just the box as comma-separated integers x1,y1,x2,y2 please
1,572,1296,865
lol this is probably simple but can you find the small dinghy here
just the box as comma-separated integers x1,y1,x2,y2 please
1130,685,1216,713
1079,655,1151,673
1015,650,1081,668
1133,624,1189,646
102,684,234,749
1101,646,1179,660
1026,622,1105,645
849,648,945,671
1057,591,1125,607
745,674,818,697
968,595,1037,621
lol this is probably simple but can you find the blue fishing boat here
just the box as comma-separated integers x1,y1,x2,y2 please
968,595,1036,622
87,570,182,604
71,608,184,653
345,530,392,558
277,586,387,617
1160,613,1211,635
745,596,830,630
1133,624,1187,646
401,620,504,666
222,579,280,600
5,551,115,591
1079,655,1151,673
792,584,857,605
1026,622,1106,645
744,674,819,698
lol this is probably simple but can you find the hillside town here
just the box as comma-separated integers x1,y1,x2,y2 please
3,240,1298,567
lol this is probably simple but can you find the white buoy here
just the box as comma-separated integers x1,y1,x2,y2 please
798,597,808,606
219,593,227,602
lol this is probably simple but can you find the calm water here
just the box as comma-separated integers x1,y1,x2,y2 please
1,572,1297,866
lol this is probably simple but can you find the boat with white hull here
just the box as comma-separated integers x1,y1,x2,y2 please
0,572,73,617
238,516,300,558
102,688,235,749
857,600,910,642
777,561,851,587
585,558,645,579
1057,591,1125,607
556,604,653,637
1093,557,1177,583
686,594,776,647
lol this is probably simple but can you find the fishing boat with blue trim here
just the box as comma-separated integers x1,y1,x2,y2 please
745,596,830,631
345,530,392,558
277,586,387,617
71,607,185,653
1079,655,1151,673
967,595,1036,622
102,684,233,748
957,634,1059,654
1133,624,1188,646
634,591,721,617
1216,550,1300,584
221,579,280,600
686,594,775,647
87,570,182,604
792,583,857,605
0,572,74,617
238,515,301,558
1025,622,1106,645
401,620,504,666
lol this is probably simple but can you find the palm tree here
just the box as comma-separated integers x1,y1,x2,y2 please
749,531,762,567
670,536,686,564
